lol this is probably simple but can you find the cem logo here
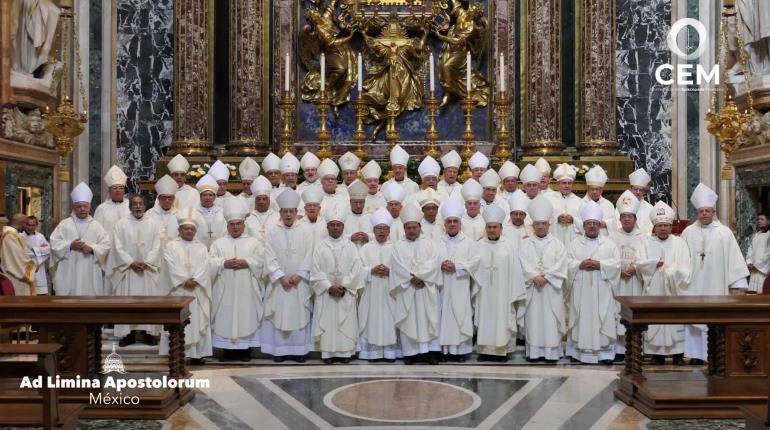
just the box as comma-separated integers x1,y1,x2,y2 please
655,18,720,86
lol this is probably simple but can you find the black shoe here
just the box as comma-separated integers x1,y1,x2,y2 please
495,355,509,363
672,354,685,366
599,359,614,366
544,359,559,364
240,350,252,362
383,358,396,363
293,355,307,363
144,335,158,346
322,358,334,364
189,358,205,366
273,356,286,363
569,357,580,363
118,333,136,347
339,357,351,364
455,355,467,363
614,354,625,363
423,354,439,365
689,358,705,366
649,355,665,365
404,356,415,365
525,357,541,363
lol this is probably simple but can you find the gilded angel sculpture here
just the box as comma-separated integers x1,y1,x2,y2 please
433,0,490,107
300,0,358,115
361,14,429,136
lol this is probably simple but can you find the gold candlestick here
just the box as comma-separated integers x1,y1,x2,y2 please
458,97,476,182
278,90,296,156
494,92,512,163
352,95,368,161
315,90,332,160
385,107,400,146
424,91,441,159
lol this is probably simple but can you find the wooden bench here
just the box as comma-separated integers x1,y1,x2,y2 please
0,343,83,430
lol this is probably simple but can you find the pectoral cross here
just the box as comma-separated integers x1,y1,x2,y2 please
488,255,499,283
699,230,708,269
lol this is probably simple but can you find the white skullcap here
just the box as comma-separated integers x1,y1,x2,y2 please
318,158,340,178
553,163,577,182
535,157,552,175
580,201,604,223
690,183,718,209
461,179,483,201
276,188,301,209
498,161,520,179
382,182,406,203
440,198,464,220
361,160,382,179
616,190,640,215
441,150,462,169
585,165,608,187
250,176,272,196
208,160,230,182
71,182,93,203
300,152,321,170
417,188,441,208
482,204,507,224
104,165,127,187
390,144,410,166
400,203,423,224
239,157,261,180
479,169,501,188
167,154,190,173
280,152,300,174
519,164,543,184
507,189,530,213
154,174,178,196
651,201,675,225
262,153,281,172
418,156,440,178
468,151,489,169
176,207,199,228
370,207,394,227
528,195,553,222
196,174,218,194
302,186,324,204
323,206,348,224
347,180,368,199
223,198,249,221
338,152,361,171
629,168,652,188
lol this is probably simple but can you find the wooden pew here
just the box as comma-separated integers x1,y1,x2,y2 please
0,343,83,430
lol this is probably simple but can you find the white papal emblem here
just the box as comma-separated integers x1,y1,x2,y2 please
101,343,127,374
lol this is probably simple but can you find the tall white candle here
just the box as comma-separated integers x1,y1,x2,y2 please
466,51,471,94
499,52,505,93
357,52,363,92
429,53,435,92
320,53,326,90
284,52,290,92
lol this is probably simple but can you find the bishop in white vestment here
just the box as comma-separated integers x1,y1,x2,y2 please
94,165,130,238
549,163,583,245
343,180,373,246
578,166,616,237
245,176,280,246
437,151,463,202
383,144,420,196
165,154,200,210
194,175,227,248
460,179,485,241
22,216,50,295
146,175,180,245
746,214,770,293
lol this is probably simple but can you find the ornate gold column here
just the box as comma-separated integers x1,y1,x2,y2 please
171,0,212,156
523,0,562,155
227,0,267,156
577,0,620,155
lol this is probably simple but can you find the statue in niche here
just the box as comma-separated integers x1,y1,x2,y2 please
360,14,429,137
300,0,358,115
9,0,64,97
1,107,54,148
733,0,770,76
433,0,490,107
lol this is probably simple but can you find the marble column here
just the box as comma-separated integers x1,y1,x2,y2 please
577,0,619,155
523,0,562,155
227,0,267,156
172,0,212,156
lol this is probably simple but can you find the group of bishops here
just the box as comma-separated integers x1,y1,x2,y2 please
38,143,761,365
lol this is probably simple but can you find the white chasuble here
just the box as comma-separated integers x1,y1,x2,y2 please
195,205,227,249
548,193,582,245
437,233,480,355
260,222,314,356
245,209,279,246
364,192,386,215
209,235,264,349
469,236,525,356
577,196,616,237
608,224,646,353
390,237,443,356
636,235,691,355
50,216,111,295
358,240,399,359
94,199,130,238
160,238,213,358
681,221,750,360
461,214,485,241
310,237,363,358
146,205,180,244
503,223,530,248
109,216,163,338
566,236,621,363
746,230,770,293
343,213,373,246
518,235,568,360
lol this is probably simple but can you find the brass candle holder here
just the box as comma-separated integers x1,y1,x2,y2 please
494,92,512,163
424,91,441,159
352,95,368,162
278,90,296,156
385,107,400,146
458,96,476,182
315,89,332,160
